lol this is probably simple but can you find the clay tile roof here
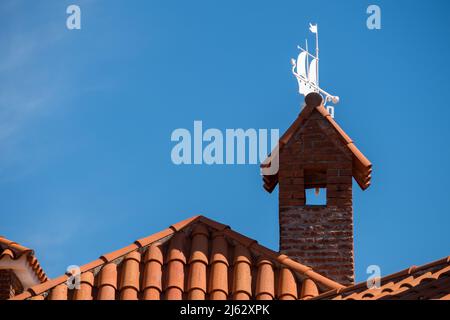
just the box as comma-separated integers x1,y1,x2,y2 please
0,236,48,289
261,103,372,193
313,256,450,300
11,215,344,300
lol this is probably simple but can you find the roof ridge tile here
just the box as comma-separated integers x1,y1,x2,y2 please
170,215,203,232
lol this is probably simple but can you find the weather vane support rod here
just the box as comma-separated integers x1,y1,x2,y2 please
312,23,319,87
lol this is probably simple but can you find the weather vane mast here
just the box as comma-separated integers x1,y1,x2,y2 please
291,23,339,117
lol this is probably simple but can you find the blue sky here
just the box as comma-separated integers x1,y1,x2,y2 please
1,0,449,283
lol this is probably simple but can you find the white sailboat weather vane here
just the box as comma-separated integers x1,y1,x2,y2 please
291,24,340,117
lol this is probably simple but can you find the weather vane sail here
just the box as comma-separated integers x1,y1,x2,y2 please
291,24,339,117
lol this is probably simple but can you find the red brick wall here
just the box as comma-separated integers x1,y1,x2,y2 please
0,269,23,300
279,109,355,285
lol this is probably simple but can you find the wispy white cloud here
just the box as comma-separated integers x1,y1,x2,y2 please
0,4,71,181
0,0,109,154
0,24,64,136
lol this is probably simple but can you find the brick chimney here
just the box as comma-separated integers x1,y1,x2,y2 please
0,269,23,300
261,92,372,286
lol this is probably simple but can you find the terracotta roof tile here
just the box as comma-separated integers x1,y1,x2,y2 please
209,233,229,300
73,272,94,300
13,291,32,300
1,248,15,259
12,215,343,300
187,225,209,300
97,263,117,300
314,255,450,300
0,237,32,254
101,243,139,263
256,259,275,300
189,224,209,265
119,252,141,300
0,236,48,289
80,258,106,273
142,243,163,300
49,284,68,300
278,268,297,300
232,245,252,300
210,232,229,266
165,232,187,300
24,275,66,298
166,232,188,264
170,215,202,232
300,278,319,299
135,228,175,248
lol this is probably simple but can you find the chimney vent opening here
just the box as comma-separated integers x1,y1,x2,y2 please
305,187,327,205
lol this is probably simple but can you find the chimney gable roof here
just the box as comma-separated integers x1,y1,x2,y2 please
261,103,372,192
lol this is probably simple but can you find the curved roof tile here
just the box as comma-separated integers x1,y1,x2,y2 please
0,236,48,288
314,256,450,300
11,215,343,300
